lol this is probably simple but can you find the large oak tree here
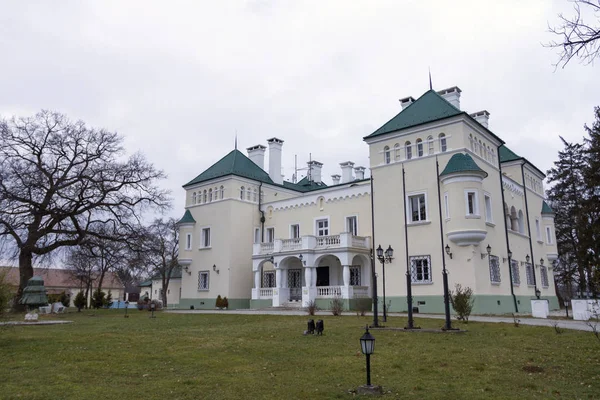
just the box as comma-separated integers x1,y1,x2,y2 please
0,111,170,303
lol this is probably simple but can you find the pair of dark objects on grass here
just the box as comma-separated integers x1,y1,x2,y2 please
304,319,324,335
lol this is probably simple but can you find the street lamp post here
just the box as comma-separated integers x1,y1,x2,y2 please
443,245,455,331
124,300,129,318
376,245,394,323
359,325,375,387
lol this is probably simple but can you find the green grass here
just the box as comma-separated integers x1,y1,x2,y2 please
1,310,599,399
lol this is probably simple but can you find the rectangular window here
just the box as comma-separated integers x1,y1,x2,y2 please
201,227,211,248
444,193,450,219
346,216,358,236
185,233,192,250
489,255,501,284
540,266,549,288
350,266,361,286
484,194,493,222
254,228,260,244
525,263,534,286
511,260,520,286
290,224,300,239
546,227,553,244
198,271,209,291
535,219,541,241
408,193,427,222
410,255,432,284
465,190,479,216
316,218,329,236
262,271,276,288
266,228,275,243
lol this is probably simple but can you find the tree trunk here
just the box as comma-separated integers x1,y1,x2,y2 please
14,249,34,311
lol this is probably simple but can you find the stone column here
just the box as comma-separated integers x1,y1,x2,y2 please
276,268,282,288
343,265,350,287
305,267,313,288
254,270,261,289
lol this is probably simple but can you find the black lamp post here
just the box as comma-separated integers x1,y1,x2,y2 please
359,325,375,387
535,288,541,299
442,245,454,331
376,245,393,322
124,300,129,318
150,302,156,318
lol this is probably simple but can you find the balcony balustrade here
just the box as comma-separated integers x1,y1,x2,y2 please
254,233,370,256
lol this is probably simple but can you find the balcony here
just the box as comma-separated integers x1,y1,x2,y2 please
253,233,371,256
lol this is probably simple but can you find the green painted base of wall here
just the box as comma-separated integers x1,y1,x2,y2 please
179,298,250,310
250,299,272,309
314,298,372,312
380,295,560,315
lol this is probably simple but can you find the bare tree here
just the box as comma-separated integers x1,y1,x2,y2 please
132,218,179,307
547,0,600,67
0,111,170,306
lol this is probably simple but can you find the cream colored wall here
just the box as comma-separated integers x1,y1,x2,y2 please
263,182,372,239
150,278,181,305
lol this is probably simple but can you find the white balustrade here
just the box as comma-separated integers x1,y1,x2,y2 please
351,236,368,248
261,242,274,253
281,238,302,251
316,286,343,298
316,235,341,248
259,288,274,298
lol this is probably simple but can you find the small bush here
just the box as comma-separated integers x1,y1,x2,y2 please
222,297,229,309
137,297,149,310
306,299,318,315
59,291,70,307
74,291,86,311
149,299,163,311
330,296,344,316
450,284,474,322
354,297,371,317
103,290,113,307
91,289,106,309
216,295,224,308
0,270,15,317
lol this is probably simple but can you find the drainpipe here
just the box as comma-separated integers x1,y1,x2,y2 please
521,163,538,296
497,144,519,313
369,173,379,327
258,182,265,242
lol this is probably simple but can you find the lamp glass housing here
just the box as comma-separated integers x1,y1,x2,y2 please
360,327,375,355
376,245,384,259
445,245,451,255
486,244,491,255
540,258,544,266
508,249,513,259
385,245,394,259
526,255,530,263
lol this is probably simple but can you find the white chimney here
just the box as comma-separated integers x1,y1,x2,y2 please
307,160,323,183
470,110,490,129
354,166,366,180
247,144,266,170
267,137,284,185
437,86,461,109
340,161,355,183
331,174,341,185
399,96,415,110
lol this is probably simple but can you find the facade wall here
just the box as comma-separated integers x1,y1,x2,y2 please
150,278,181,307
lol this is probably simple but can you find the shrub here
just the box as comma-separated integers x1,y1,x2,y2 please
306,299,318,316
91,289,106,309
330,295,344,316
354,297,371,317
74,291,86,311
0,270,15,317
222,297,229,309
149,299,163,311
103,290,113,307
450,284,474,322
137,297,149,310
216,295,224,309
59,291,70,307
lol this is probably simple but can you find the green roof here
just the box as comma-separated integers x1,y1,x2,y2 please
177,209,196,225
184,149,274,187
541,201,554,214
364,90,462,139
151,267,182,280
440,153,488,178
499,145,521,162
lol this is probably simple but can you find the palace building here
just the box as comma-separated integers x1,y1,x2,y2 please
176,86,559,314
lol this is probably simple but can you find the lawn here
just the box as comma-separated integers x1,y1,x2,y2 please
1,310,599,399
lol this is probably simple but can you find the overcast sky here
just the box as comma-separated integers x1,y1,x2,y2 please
1,1,598,219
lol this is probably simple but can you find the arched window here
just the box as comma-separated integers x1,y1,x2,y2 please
383,146,391,164
220,185,224,199
478,140,483,157
253,188,258,202
427,135,434,155
203,190,207,203
394,143,401,161
439,133,447,152
208,189,213,202
247,187,252,201
192,192,197,204
405,141,412,160
416,139,423,157
491,149,496,164
240,186,245,200
518,210,525,234
469,134,474,151
504,203,510,229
